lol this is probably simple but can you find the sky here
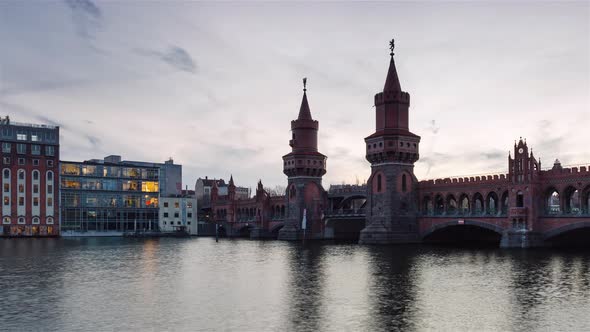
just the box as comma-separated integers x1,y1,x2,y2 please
1,1,589,190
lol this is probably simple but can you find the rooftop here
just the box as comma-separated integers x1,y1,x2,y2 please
1,120,58,130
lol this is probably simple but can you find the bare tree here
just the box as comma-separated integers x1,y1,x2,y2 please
265,185,287,197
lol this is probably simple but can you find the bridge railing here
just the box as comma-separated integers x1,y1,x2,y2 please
324,208,366,217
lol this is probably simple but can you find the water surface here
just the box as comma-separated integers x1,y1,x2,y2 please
1,238,589,331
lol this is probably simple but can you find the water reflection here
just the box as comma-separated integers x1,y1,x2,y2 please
284,243,326,331
365,246,418,331
0,239,589,331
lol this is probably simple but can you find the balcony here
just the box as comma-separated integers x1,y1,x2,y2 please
509,207,527,219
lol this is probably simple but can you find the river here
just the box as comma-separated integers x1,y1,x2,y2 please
0,238,589,331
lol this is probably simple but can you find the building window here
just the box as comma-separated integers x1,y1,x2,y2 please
31,133,40,142
17,217,25,224
17,144,26,154
2,217,10,224
377,174,382,192
33,170,39,181
31,145,41,155
3,184,9,192
3,169,9,179
18,184,24,193
3,197,9,205
45,146,55,156
33,159,39,166
177,221,181,225
32,217,40,224
402,174,407,192
17,133,27,140
47,171,53,181
174,202,180,208
47,160,54,167
46,217,54,224
164,212,169,218
18,158,25,165
164,202,169,208
47,197,53,207
2,157,9,165
18,169,25,180
18,197,24,206
174,212,179,218
187,213,192,218
187,202,193,208
47,185,53,194
1,142,10,153
33,184,39,194
33,197,39,206
163,221,167,225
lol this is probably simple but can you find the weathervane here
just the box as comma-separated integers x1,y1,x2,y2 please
389,38,395,56
303,77,307,92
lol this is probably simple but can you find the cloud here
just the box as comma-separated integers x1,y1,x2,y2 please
64,0,102,39
135,46,197,74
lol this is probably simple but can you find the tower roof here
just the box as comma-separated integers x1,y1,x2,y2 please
297,78,313,120
384,40,402,92
229,174,235,186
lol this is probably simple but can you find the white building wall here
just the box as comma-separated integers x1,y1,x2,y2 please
159,196,198,235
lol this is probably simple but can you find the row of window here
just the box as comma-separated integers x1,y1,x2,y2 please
2,128,57,142
3,157,55,167
3,169,54,182
3,196,53,207
2,216,54,224
61,178,158,192
162,221,191,225
61,164,158,180
162,212,193,218
284,159,324,166
2,142,56,155
368,141,417,150
162,201,193,208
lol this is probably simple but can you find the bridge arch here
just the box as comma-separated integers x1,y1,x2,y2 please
472,193,484,215
486,191,499,216
563,186,580,214
422,220,504,246
583,185,590,214
545,186,561,214
236,224,253,237
458,193,470,215
446,194,458,215
543,221,590,247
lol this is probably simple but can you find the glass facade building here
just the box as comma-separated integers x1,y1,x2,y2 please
60,160,160,233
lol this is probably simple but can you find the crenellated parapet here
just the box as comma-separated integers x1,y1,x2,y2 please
419,173,509,189
374,90,410,105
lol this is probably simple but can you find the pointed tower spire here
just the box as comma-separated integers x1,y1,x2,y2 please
383,39,402,92
229,174,234,186
297,77,313,120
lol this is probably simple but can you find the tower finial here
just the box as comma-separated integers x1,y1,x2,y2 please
389,38,395,57
303,77,307,92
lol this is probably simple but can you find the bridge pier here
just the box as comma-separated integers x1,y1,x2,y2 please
500,230,545,248
359,217,419,245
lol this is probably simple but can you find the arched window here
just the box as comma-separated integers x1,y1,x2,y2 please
18,169,25,180
3,169,9,179
47,171,54,182
516,192,524,208
32,170,39,181
2,216,10,224
46,217,54,224
32,217,40,224
547,189,560,214
460,195,470,215
18,217,25,224
377,174,382,193
402,174,407,192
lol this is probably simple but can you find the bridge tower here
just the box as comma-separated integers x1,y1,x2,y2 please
501,138,544,247
359,39,421,244
278,79,328,240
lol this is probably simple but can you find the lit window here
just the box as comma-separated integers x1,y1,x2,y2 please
3,197,9,205
2,217,9,224
174,202,179,208
141,181,159,193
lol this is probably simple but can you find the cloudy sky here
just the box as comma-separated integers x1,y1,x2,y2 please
1,1,589,190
